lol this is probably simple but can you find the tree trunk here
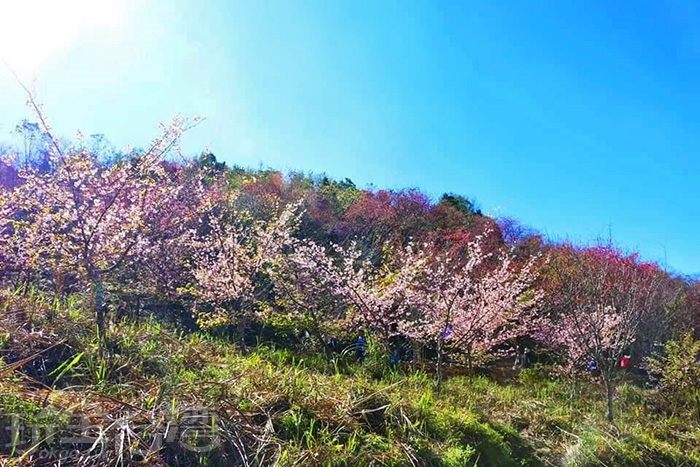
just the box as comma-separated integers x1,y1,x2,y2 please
436,336,444,389
88,273,107,357
604,376,615,422
411,341,420,372
93,274,106,340
570,376,578,403
467,351,473,382
312,328,332,360
237,313,248,354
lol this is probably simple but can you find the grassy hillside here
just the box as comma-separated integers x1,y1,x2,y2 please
1,120,699,466
1,293,699,466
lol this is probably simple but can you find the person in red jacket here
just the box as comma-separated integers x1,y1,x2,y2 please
620,354,631,369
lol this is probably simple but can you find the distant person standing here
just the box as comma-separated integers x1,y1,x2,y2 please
355,332,367,363
620,354,631,370
327,335,338,352
513,346,523,371
522,347,532,369
587,358,602,377
513,346,532,371
389,349,401,366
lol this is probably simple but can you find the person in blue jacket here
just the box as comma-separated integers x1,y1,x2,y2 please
355,331,367,363
389,349,401,366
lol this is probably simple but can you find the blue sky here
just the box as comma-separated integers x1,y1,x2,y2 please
1,1,699,275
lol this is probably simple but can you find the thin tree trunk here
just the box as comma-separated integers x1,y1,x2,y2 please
436,336,444,389
93,274,106,340
467,351,473,382
411,341,420,372
237,313,248,354
604,376,615,422
312,328,332,360
88,273,107,357
570,375,578,403
50,270,65,322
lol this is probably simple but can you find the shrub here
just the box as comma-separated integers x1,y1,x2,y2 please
645,334,700,417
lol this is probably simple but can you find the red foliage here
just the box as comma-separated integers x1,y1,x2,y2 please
335,189,431,248
428,215,505,272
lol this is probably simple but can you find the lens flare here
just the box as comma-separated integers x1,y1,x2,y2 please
0,0,126,74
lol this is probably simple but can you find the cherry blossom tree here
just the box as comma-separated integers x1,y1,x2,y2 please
111,166,212,319
330,241,422,344
541,244,674,422
407,237,543,386
0,105,198,342
185,197,300,349
267,237,346,355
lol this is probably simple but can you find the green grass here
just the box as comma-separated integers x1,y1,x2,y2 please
1,296,699,466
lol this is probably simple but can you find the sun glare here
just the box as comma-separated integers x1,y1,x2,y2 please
0,0,126,75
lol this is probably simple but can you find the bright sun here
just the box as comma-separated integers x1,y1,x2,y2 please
0,0,126,74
